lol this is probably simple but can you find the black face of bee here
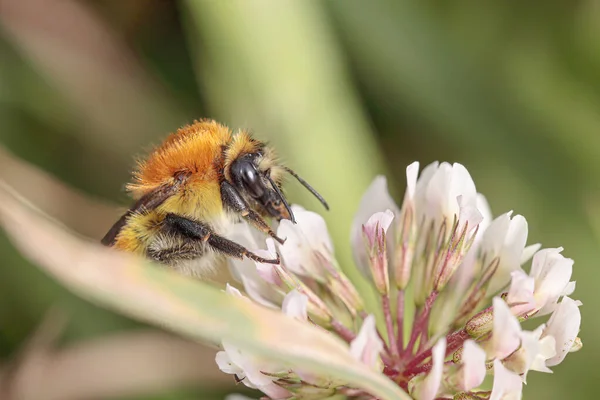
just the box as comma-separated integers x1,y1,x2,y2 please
231,154,265,199
230,154,294,222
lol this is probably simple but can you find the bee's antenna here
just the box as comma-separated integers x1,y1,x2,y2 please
267,175,296,224
284,167,329,210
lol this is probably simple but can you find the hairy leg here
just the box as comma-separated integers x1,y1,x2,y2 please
162,213,280,264
220,181,286,244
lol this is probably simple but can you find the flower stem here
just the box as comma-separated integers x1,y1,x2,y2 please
404,361,432,377
382,293,399,357
403,328,469,373
331,319,355,343
405,291,438,354
445,328,470,355
396,289,405,352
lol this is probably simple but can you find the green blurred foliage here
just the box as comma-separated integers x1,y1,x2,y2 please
0,1,597,399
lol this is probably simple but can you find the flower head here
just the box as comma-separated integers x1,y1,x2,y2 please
217,161,582,399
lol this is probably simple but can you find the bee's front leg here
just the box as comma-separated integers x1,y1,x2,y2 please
162,213,280,264
220,181,286,244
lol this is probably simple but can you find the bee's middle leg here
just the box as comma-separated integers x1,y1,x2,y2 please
162,213,280,264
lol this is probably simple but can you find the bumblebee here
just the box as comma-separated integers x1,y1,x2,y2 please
102,119,327,277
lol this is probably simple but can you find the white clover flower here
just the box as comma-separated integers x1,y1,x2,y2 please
216,161,582,399
506,248,575,318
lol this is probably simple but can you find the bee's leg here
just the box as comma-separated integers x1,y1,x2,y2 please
163,213,280,264
147,234,205,265
220,181,286,245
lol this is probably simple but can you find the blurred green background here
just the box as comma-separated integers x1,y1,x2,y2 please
0,1,596,399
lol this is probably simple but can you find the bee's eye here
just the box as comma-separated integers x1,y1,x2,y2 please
232,159,265,198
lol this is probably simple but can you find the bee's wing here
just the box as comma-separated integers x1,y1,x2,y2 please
101,182,181,246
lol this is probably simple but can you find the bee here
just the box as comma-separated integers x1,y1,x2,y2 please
102,119,328,278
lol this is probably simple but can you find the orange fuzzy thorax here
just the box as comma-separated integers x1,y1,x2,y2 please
127,120,232,199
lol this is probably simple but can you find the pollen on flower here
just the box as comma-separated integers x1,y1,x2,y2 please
215,161,582,400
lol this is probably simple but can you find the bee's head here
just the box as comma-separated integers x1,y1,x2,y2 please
225,132,328,223
229,152,295,222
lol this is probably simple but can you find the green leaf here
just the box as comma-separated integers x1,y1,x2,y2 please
0,183,410,400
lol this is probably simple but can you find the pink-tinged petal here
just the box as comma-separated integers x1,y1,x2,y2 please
256,263,281,286
413,338,446,400
490,359,523,400
282,290,308,321
461,340,486,391
255,239,282,286
506,270,535,316
492,297,521,359
363,210,395,244
349,315,383,371
361,210,394,294
543,296,582,366
351,176,400,278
